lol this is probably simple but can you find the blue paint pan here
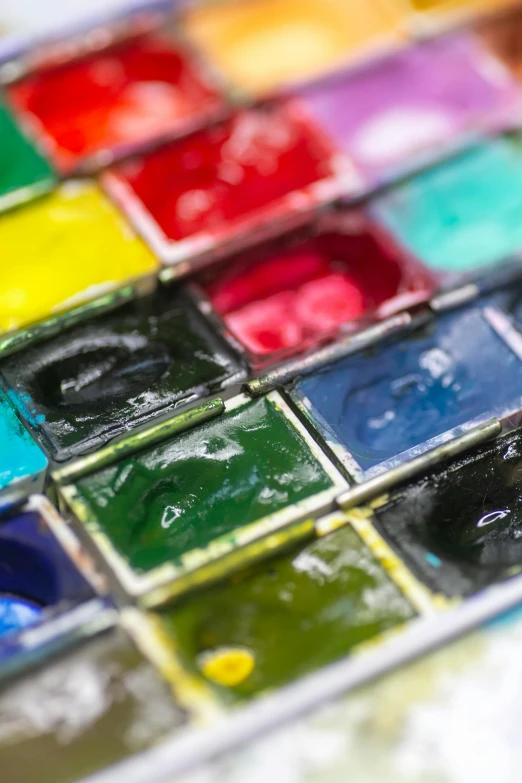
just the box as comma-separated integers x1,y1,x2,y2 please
291,295,522,481
0,496,111,680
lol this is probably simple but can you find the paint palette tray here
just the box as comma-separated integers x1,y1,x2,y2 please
7,1,522,782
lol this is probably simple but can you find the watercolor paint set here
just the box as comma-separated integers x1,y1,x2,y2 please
6,0,522,781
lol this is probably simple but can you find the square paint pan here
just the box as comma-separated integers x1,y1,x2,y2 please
53,392,348,608
179,0,407,100
0,286,246,462
0,494,110,681
0,98,55,214
101,102,361,275
368,136,522,292
287,294,522,482
188,209,435,370
5,23,228,176
0,180,159,343
296,34,522,194
132,509,422,703
370,427,522,599
0,615,190,783
0,390,47,505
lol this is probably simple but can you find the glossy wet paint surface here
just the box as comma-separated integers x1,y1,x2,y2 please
0,288,243,461
201,226,433,361
294,302,522,476
0,627,185,783
0,100,54,207
374,430,522,597
0,392,47,495
181,0,404,94
0,509,93,641
0,597,42,638
4,0,522,777
109,105,336,243
370,138,522,279
0,181,158,334
74,396,335,572
164,525,415,699
7,33,223,173
299,35,519,187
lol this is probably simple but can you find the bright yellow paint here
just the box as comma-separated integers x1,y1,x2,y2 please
182,0,405,95
0,181,158,334
199,646,256,687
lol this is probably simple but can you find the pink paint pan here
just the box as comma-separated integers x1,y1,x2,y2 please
188,208,436,369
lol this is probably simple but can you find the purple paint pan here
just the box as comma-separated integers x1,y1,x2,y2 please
296,34,522,191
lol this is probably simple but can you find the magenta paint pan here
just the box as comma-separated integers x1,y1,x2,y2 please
296,34,522,192
101,102,360,277
188,208,436,369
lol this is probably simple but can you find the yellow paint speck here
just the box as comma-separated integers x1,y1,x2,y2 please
0,181,158,334
199,647,255,687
